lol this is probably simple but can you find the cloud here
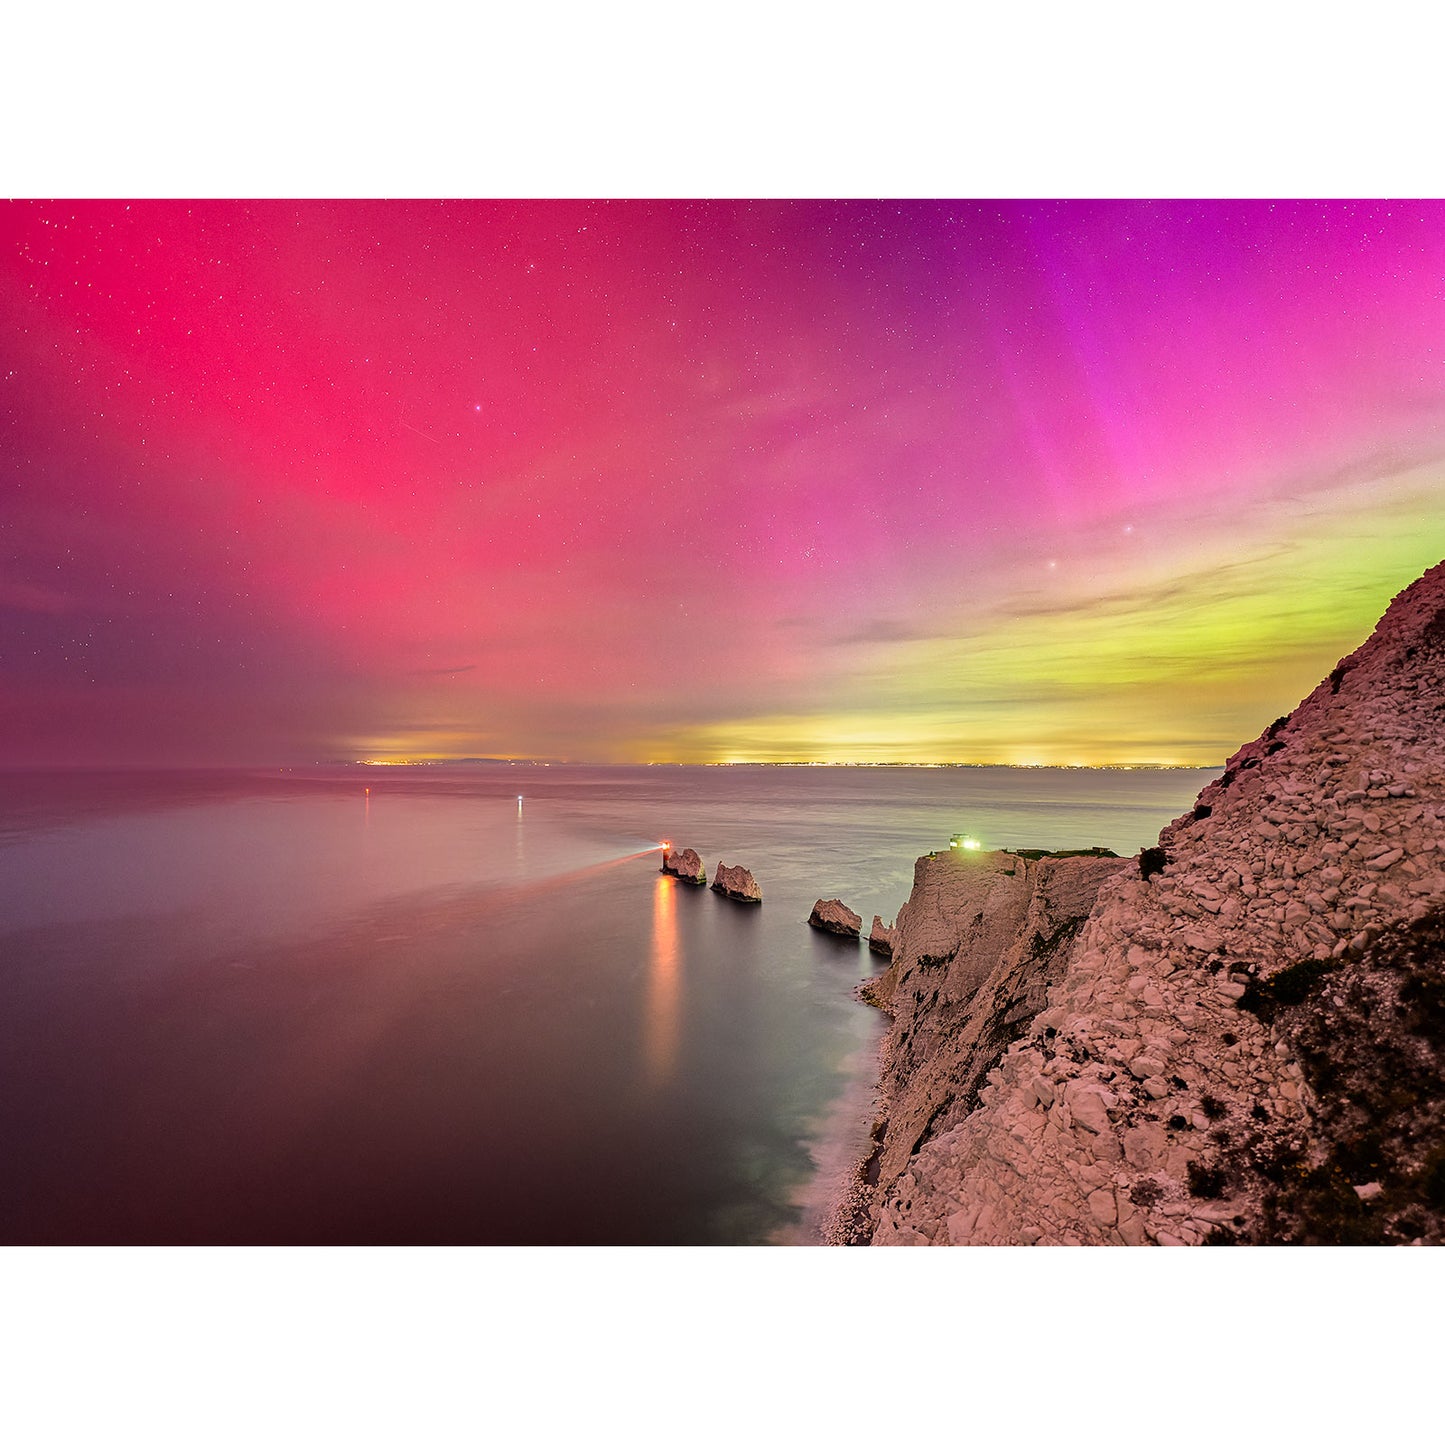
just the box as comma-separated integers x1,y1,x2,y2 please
0,576,82,616
828,616,967,647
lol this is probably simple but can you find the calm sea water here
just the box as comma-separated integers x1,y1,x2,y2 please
0,763,1216,1244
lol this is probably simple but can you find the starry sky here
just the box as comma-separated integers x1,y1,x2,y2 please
3,198,1443,767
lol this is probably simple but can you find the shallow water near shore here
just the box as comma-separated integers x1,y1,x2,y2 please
0,763,1217,1244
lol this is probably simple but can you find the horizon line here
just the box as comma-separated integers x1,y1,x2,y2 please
1,757,1229,773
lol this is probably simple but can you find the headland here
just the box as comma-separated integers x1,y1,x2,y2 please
838,559,1445,1245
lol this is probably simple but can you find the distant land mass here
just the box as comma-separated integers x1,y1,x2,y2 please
339,757,565,767
337,758,1220,771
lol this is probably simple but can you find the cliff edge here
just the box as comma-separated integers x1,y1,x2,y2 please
860,560,1445,1245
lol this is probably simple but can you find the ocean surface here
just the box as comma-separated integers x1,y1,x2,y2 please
0,763,1218,1245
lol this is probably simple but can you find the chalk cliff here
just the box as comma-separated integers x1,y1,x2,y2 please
857,560,1445,1245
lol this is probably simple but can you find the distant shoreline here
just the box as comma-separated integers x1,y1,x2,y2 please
339,759,1227,771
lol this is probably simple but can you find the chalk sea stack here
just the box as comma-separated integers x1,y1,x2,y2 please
661,846,706,884
846,560,1445,1246
711,862,762,903
809,899,862,937
869,915,898,957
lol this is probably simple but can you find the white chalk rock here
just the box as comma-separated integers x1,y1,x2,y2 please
661,846,706,884
809,898,862,937
1064,1081,1113,1135
869,915,898,957
711,861,762,903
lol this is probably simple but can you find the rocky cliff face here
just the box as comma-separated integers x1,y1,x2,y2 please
858,850,1129,1209
859,560,1445,1245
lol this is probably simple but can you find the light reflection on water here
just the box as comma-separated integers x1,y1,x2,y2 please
0,763,1216,1243
646,873,682,1089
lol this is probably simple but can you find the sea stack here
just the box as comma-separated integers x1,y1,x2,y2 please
711,862,762,903
661,846,707,884
868,915,897,957
809,899,863,937
851,559,1445,1247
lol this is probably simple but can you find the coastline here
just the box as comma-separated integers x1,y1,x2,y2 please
841,560,1445,1245
770,1031,887,1245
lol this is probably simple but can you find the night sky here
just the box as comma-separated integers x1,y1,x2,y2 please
3,198,1443,766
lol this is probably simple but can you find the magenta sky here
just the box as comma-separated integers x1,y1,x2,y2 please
3,199,1443,765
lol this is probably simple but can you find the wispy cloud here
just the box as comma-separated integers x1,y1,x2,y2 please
0,577,79,615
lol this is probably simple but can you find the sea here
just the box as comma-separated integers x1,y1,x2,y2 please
0,763,1218,1245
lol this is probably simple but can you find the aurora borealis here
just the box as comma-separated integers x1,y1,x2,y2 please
3,198,1443,767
